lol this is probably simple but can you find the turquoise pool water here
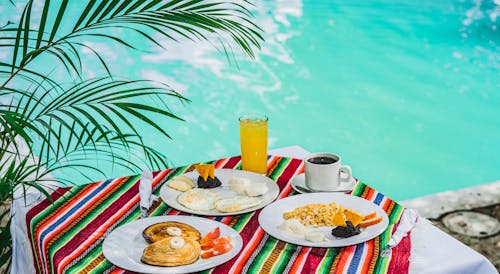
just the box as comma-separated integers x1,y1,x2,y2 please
2,1,499,200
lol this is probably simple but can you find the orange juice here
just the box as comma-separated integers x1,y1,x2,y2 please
239,115,268,174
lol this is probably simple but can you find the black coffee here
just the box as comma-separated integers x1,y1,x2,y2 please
307,156,338,165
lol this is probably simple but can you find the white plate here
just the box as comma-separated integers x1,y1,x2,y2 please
102,216,243,274
258,193,389,247
290,173,357,194
160,169,280,216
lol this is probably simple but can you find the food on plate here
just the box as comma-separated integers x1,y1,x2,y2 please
283,202,363,227
229,177,268,197
195,164,222,188
169,237,186,249
199,227,233,259
201,242,233,259
141,223,233,267
143,221,201,243
278,219,307,238
177,188,221,211
304,231,326,242
331,221,361,238
200,227,220,246
168,175,195,192
228,177,251,194
343,208,364,227
362,211,377,220
245,182,268,197
141,236,201,266
359,216,383,227
214,196,262,213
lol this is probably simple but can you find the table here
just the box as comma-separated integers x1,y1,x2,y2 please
10,146,497,274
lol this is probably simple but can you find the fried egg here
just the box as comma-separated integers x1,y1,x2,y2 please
177,189,221,211
214,196,261,212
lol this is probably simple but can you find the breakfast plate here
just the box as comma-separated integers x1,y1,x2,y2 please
258,193,389,247
102,216,243,273
290,173,358,194
160,169,280,216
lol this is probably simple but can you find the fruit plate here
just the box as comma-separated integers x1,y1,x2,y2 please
159,169,280,216
258,193,389,247
102,216,243,274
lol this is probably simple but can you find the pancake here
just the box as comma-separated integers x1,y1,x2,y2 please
143,221,201,243
141,237,201,267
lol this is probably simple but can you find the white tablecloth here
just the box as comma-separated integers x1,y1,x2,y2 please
11,145,497,274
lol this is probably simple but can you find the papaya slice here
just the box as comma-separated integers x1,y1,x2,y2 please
359,216,383,227
362,212,377,221
195,164,215,181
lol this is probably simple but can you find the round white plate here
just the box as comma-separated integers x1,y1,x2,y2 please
102,216,243,274
160,169,279,216
258,193,389,247
290,174,357,194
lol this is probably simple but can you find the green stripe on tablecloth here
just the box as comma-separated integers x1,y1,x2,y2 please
317,247,340,273
374,224,394,274
267,157,291,181
247,236,277,272
48,175,141,270
270,242,296,273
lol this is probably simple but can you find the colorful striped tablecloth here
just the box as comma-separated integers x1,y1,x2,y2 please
26,156,411,274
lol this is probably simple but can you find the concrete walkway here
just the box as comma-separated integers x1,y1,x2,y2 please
401,181,500,271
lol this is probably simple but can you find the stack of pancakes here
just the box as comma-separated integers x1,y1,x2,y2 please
141,222,202,267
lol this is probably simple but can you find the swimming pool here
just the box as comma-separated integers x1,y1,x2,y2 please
2,0,499,200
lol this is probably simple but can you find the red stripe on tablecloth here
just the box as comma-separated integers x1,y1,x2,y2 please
215,157,229,169
334,245,356,273
52,179,138,272
289,247,311,274
222,156,241,169
387,232,411,274
26,188,71,272
301,248,328,274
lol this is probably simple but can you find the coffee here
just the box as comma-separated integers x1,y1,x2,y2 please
307,156,338,165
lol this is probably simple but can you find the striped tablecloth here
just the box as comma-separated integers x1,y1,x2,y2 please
26,156,410,274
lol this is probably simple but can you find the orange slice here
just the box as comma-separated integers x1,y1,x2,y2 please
362,212,377,221
359,216,383,227
343,208,364,227
195,164,215,181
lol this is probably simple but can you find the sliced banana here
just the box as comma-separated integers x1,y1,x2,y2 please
170,237,185,249
166,227,182,237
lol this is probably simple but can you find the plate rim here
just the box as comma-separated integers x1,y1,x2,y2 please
258,192,389,247
102,215,243,273
159,168,280,216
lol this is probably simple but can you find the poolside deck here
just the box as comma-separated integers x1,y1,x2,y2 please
401,181,500,271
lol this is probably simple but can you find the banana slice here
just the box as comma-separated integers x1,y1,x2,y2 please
166,227,182,237
170,237,185,249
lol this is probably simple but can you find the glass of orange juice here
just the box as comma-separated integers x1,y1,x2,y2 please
239,114,268,174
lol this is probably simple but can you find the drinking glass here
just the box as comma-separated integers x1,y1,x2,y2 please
239,114,268,174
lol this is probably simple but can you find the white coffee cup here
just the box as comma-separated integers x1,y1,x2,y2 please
304,153,352,191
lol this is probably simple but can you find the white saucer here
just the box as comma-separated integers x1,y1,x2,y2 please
290,173,357,194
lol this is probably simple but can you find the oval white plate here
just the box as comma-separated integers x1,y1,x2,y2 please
258,193,389,247
102,216,243,274
160,169,279,216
